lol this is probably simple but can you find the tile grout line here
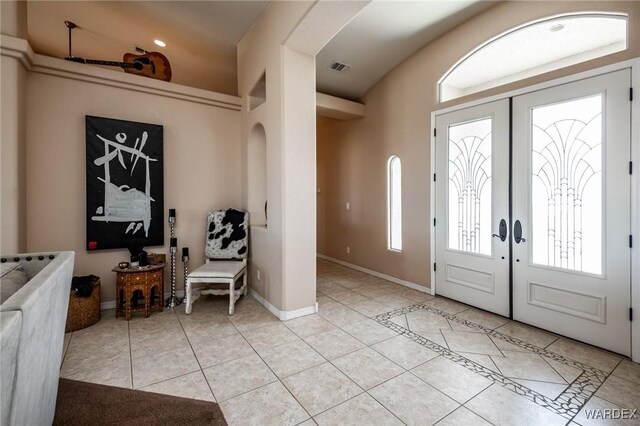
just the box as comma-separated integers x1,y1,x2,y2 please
127,316,133,389
458,384,505,426
59,322,131,380
327,349,402,394
433,405,497,426
172,306,218,402
128,326,193,361
131,311,201,391
540,354,572,386
486,355,503,375
337,322,398,347
318,389,408,426
503,375,568,387
362,388,410,425
226,307,318,423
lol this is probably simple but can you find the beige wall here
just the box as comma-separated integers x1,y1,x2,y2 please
280,46,317,312
238,1,314,313
238,2,365,314
1,2,28,253
1,55,27,253
317,1,640,289
24,70,241,304
1,1,27,39
25,1,239,96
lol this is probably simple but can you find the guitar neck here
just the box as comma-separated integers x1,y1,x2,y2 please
64,52,170,82
84,59,137,69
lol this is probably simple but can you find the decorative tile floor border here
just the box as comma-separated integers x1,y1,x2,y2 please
374,303,609,420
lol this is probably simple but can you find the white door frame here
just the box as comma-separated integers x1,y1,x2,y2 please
430,57,640,362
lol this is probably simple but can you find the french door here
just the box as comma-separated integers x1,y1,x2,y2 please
435,70,632,355
434,99,510,317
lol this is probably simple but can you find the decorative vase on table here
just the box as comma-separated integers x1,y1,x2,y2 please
125,238,147,268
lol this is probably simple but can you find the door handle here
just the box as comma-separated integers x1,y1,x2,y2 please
492,219,507,242
514,220,526,243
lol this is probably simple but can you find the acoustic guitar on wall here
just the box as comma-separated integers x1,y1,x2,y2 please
65,51,172,82
62,20,171,82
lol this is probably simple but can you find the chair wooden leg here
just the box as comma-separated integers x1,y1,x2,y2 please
185,278,192,315
243,272,248,296
228,279,235,315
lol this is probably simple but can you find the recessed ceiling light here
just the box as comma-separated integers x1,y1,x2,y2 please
550,24,565,32
154,39,166,47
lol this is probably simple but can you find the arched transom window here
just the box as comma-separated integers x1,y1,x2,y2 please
439,13,628,102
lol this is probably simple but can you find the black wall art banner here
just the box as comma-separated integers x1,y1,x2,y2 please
86,116,164,250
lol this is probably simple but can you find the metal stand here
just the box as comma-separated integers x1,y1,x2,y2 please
165,216,181,308
64,21,77,59
182,252,189,301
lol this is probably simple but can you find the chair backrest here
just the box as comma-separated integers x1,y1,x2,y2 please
205,209,249,260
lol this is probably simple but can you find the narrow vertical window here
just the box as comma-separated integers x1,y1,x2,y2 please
388,155,402,251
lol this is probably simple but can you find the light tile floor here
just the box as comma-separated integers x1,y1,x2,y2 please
60,259,640,425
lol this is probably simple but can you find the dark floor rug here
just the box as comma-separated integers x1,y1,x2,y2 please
54,378,228,426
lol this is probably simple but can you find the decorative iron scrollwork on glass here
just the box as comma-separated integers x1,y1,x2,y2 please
531,94,603,274
448,118,492,255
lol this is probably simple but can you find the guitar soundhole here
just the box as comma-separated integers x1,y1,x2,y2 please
132,60,145,71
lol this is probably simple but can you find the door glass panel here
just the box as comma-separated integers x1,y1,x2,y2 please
530,94,603,274
448,117,492,255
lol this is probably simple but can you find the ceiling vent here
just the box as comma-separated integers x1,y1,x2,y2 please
328,61,352,73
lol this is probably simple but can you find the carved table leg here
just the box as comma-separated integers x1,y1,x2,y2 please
115,283,121,318
125,287,132,321
158,283,163,312
144,283,151,318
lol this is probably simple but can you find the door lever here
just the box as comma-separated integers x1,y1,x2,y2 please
514,220,526,243
492,219,507,242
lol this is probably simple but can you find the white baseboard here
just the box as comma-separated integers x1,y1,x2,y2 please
100,301,116,310
249,289,318,321
100,290,185,311
100,288,318,321
317,254,432,294
281,303,319,321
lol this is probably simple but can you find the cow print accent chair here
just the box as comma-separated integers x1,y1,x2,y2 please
185,209,249,315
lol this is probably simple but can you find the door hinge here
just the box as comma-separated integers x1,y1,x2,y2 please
433,128,437,137
433,173,436,182
630,161,633,175
433,218,436,227
631,87,634,102
630,235,633,248
433,263,437,272
630,307,633,321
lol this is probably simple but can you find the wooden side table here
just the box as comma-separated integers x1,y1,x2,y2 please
112,263,166,320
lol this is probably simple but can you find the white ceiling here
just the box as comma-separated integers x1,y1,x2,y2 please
25,1,494,99
441,14,628,100
26,1,270,94
316,0,497,101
